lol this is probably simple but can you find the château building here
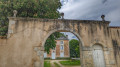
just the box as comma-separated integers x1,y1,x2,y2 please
44,35,70,59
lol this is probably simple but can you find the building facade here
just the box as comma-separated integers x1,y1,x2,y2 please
44,35,70,59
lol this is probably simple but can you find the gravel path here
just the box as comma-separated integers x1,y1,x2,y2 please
50,60,56,67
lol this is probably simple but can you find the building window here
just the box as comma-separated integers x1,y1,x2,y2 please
60,41,64,45
61,45,64,50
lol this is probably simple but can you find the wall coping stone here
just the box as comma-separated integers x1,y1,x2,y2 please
109,26,120,28
8,17,110,24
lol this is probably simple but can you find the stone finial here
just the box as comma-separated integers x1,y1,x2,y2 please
101,15,105,21
61,12,64,19
13,10,18,17
66,35,68,39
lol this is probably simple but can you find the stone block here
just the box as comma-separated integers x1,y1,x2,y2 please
34,61,41,67
109,60,115,65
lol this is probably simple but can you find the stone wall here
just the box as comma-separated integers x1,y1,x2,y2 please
110,27,120,67
0,17,119,67
0,38,7,46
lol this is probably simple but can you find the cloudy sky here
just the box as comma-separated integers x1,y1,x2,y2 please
61,32,78,40
59,0,120,26
59,0,120,40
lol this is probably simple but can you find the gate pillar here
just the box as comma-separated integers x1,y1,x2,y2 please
34,46,44,67
82,47,94,67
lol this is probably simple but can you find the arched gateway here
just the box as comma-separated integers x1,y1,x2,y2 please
0,17,119,67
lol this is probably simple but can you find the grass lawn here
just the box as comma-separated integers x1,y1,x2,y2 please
54,62,60,67
44,61,51,67
59,60,80,66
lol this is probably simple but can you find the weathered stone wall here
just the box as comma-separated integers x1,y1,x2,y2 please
0,17,119,67
0,39,7,46
110,27,120,67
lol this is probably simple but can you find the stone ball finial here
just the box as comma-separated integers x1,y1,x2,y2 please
61,12,64,19
13,10,18,17
101,15,105,21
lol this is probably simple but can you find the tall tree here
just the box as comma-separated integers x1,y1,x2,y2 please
0,0,62,53
0,0,61,36
69,39,80,58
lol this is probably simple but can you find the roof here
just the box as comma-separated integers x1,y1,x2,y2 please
56,35,68,40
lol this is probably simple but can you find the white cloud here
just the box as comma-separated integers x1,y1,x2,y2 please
59,0,120,26
61,32,78,40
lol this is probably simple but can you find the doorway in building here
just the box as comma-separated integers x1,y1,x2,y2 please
51,48,56,59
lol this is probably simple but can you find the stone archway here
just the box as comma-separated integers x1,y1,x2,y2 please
42,29,84,67
0,17,117,67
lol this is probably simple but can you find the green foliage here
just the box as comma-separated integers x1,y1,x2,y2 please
56,57,70,60
0,0,62,36
44,32,65,54
44,57,51,60
44,61,51,67
59,60,80,66
0,0,62,53
0,26,8,36
69,39,80,58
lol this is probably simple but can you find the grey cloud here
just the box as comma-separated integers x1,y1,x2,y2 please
102,0,107,3
59,0,120,26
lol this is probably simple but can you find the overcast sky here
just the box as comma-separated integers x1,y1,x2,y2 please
59,0,120,40
59,0,120,26
61,32,78,40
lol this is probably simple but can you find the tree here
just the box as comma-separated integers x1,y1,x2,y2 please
0,0,61,36
44,32,65,54
0,0,62,53
69,39,80,58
